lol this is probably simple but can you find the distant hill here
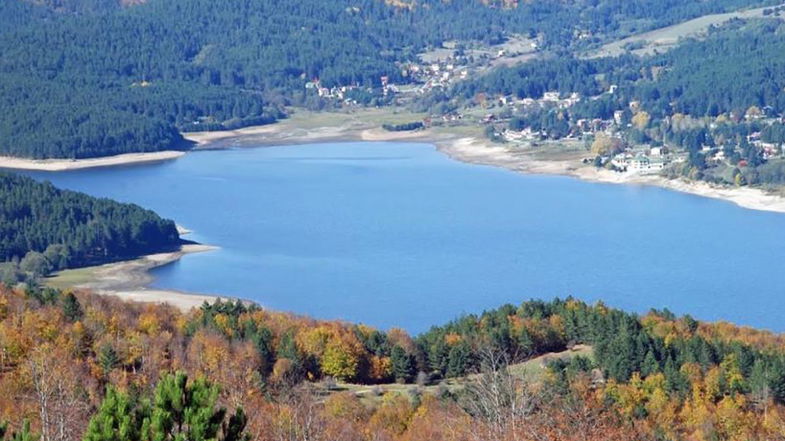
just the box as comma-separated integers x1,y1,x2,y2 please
0,0,778,159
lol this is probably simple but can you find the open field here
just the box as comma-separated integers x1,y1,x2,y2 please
184,108,431,147
325,345,594,405
586,3,785,58
419,34,538,68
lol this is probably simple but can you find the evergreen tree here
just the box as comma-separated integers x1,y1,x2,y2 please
83,388,139,441
446,342,470,378
390,345,415,383
0,173,181,283
142,372,225,441
429,338,449,375
641,350,660,377
62,292,83,322
84,372,250,441
99,344,119,375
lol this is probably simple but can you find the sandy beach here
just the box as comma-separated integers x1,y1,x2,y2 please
436,136,785,214
49,243,228,311
0,150,185,171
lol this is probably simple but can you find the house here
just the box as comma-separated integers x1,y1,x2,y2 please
612,152,668,174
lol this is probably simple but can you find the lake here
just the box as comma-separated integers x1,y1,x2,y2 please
22,142,785,333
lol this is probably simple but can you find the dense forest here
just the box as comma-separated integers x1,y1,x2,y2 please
0,173,181,284
3,284,785,440
0,0,778,158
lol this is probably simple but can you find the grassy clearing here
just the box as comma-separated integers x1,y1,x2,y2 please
586,4,785,58
324,345,594,405
419,34,536,65
283,108,429,129
44,266,100,290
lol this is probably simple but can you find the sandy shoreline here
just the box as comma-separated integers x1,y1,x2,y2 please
184,118,785,214
435,137,785,214
51,243,230,311
0,111,782,214
0,150,186,171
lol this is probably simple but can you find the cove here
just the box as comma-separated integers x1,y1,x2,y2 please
20,142,785,333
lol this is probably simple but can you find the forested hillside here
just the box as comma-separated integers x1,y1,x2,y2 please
0,0,777,158
0,173,181,284
456,20,785,118
2,286,785,440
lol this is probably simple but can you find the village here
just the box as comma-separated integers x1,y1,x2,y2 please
299,35,785,181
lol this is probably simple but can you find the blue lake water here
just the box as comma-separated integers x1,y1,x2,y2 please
21,142,785,333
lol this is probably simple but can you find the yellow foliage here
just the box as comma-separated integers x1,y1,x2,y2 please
720,354,745,394
0,293,7,321
138,311,160,334
323,391,368,422
188,330,231,376
213,313,234,337
444,333,463,346
703,367,723,401
297,325,333,358
368,394,414,436
321,339,362,382
716,395,749,440
369,355,393,382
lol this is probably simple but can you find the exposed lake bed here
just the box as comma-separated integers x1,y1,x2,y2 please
22,140,785,333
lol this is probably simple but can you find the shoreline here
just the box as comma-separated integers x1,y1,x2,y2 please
31,110,785,309
47,243,229,311
434,137,785,214
181,114,785,214
4,109,782,215
0,150,185,171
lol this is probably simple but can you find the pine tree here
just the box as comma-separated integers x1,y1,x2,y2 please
446,343,470,378
641,350,660,377
142,372,225,441
98,344,119,375
429,338,449,375
85,372,249,441
390,345,415,383
62,292,83,322
83,388,139,441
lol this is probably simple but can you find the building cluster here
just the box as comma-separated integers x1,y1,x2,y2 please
403,60,470,94
610,147,685,174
